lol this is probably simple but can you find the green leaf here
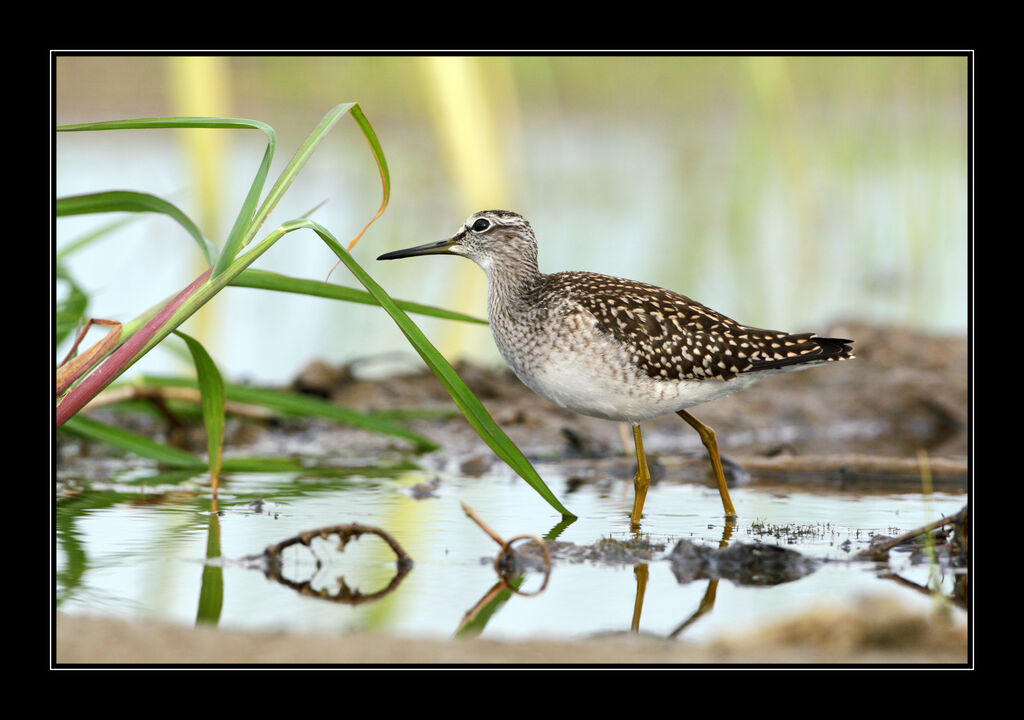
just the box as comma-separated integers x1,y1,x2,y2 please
343,104,390,251
455,583,518,638
55,265,88,346
60,414,205,468
174,332,226,487
57,115,277,278
230,268,487,325
56,190,218,266
196,513,224,626
273,219,576,520
54,107,383,424
246,105,347,239
139,375,438,452
57,215,139,260
215,122,275,277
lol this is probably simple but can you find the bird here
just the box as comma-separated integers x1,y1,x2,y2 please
378,210,854,526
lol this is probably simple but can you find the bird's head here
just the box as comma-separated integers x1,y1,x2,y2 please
377,210,538,278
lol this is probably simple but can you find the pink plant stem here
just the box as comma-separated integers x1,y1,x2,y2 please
56,267,213,427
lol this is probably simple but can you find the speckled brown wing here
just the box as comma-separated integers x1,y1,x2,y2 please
551,272,853,383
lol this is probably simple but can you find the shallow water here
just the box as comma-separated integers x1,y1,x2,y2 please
56,458,966,644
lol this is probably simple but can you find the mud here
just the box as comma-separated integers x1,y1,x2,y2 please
60,322,967,489
667,539,820,586
286,321,968,486
56,597,968,664
54,322,971,666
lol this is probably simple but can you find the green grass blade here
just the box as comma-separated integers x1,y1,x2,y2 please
196,512,224,626
56,215,139,259
238,103,390,255
454,583,518,638
58,117,272,134
230,268,488,325
60,414,205,468
57,115,277,278
344,104,390,251
54,107,391,430
174,332,226,487
55,265,88,346
274,219,575,519
214,133,274,278
56,191,218,266
139,375,438,452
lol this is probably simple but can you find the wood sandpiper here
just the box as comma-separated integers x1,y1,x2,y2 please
378,210,854,526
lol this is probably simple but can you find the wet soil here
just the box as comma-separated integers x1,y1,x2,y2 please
286,321,968,487
56,595,968,664
55,322,970,665
60,321,966,486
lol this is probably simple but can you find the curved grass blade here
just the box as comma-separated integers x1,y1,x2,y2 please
345,104,389,252
61,414,205,468
216,123,274,277
244,104,350,245
57,116,277,279
56,191,218,266
55,105,381,426
196,512,223,626
139,375,438,451
175,331,226,493
57,215,139,260
230,268,487,325
55,265,88,346
273,219,575,520
60,409,380,476
242,103,389,262
62,394,431,473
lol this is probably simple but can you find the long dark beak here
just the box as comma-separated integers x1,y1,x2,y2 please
377,237,459,261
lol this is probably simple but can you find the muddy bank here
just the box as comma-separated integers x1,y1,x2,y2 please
55,322,970,667
62,322,966,487
286,321,967,485
56,594,967,665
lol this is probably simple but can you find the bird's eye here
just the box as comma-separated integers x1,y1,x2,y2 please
472,218,491,232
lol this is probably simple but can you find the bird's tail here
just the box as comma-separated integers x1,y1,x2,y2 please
811,336,855,361
747,333,855,371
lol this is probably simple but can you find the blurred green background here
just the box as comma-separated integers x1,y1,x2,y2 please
55,55,968,385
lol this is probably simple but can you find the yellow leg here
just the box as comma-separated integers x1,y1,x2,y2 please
629,424,650,527
676,409,738,520
631,563,649,632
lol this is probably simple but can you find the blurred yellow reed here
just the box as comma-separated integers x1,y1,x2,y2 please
166,56,232,359
418,57,518,359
